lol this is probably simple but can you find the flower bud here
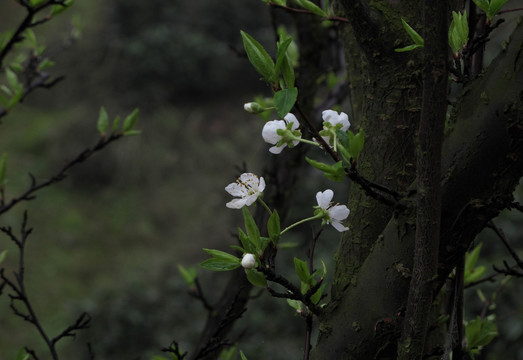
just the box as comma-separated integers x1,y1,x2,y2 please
244,102,264,114
241,253,256,269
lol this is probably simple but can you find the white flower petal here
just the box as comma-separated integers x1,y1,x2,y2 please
269,145,286,154
262,120,286,145
226,198,247,209
258,177,266,192
316,189,334,209
225,182,247,197
329,205,350,221
284,113,299,130
331,221,349,232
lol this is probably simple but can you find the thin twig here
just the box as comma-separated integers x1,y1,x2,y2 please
0,133,123,215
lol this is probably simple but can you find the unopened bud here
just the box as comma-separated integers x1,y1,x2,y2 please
244,102,264,114
241,253,256,269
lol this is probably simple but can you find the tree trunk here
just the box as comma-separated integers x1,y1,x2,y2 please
312,1,523,359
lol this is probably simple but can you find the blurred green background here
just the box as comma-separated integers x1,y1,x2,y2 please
0,1,522,359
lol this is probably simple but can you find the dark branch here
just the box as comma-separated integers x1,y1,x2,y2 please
0,133,123,216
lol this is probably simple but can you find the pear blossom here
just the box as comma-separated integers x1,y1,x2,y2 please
320,110,351,146
262,113,301,154
241,253,256,269
225,173,265,209
316,189,350,232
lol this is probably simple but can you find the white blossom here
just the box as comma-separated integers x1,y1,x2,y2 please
316,189,350,232
225,173,265,209
320,110,351,146
241,253,256,269
262,113,301,154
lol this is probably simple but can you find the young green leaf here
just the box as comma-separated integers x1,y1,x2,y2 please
294,257,311,284
400,18,424,46
348,129,365,160
97,106,109,135
177,264,197,286
448,11,469,55
203,248,240,262
50,0,75,16
0,250,7,265
122,108,139,133
275,37,293,77
242,207,261,251
199,257,241,271
14,348,29,360
5,68,19,90
245,268,267,287
295,0,328,17
310,282,328,304
465,316,498,351
395,19,424,52
240,30,276,83
488,0,508,20
274,87,298,118
239,350,249,360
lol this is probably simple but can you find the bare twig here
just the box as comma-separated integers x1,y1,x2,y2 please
0,133,123,216
0,212,91,360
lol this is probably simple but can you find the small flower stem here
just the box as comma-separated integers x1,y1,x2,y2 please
281,214,323,235
295,137,321,147
257,197,272,215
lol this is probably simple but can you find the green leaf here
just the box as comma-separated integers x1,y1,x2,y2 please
25,29,37,48
394,44,423,53
97,107,109,135
245,268,267,287
199,257,241,271
280,52,295,88
50,0,75,16
295,0,328,17
123,130,142,136
400,18,424,46
238,228,255,254
240,30,276,83
14,348,30,360
203,248,240,262
294,257,311,284
449,11,469,54
122,108,139,132
488,0,508,20
242,207,261,251
286,298,302,311
348,129,365,160
177,265,197,286
472,0,490,13
275,37,292,77
5,68,19,90
466,316,498,350
0,250,7,265
239,350,248,360
310,282,328,304
112,115,121,133
274,87,298,118
267,209,280,243
465,243,482,274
